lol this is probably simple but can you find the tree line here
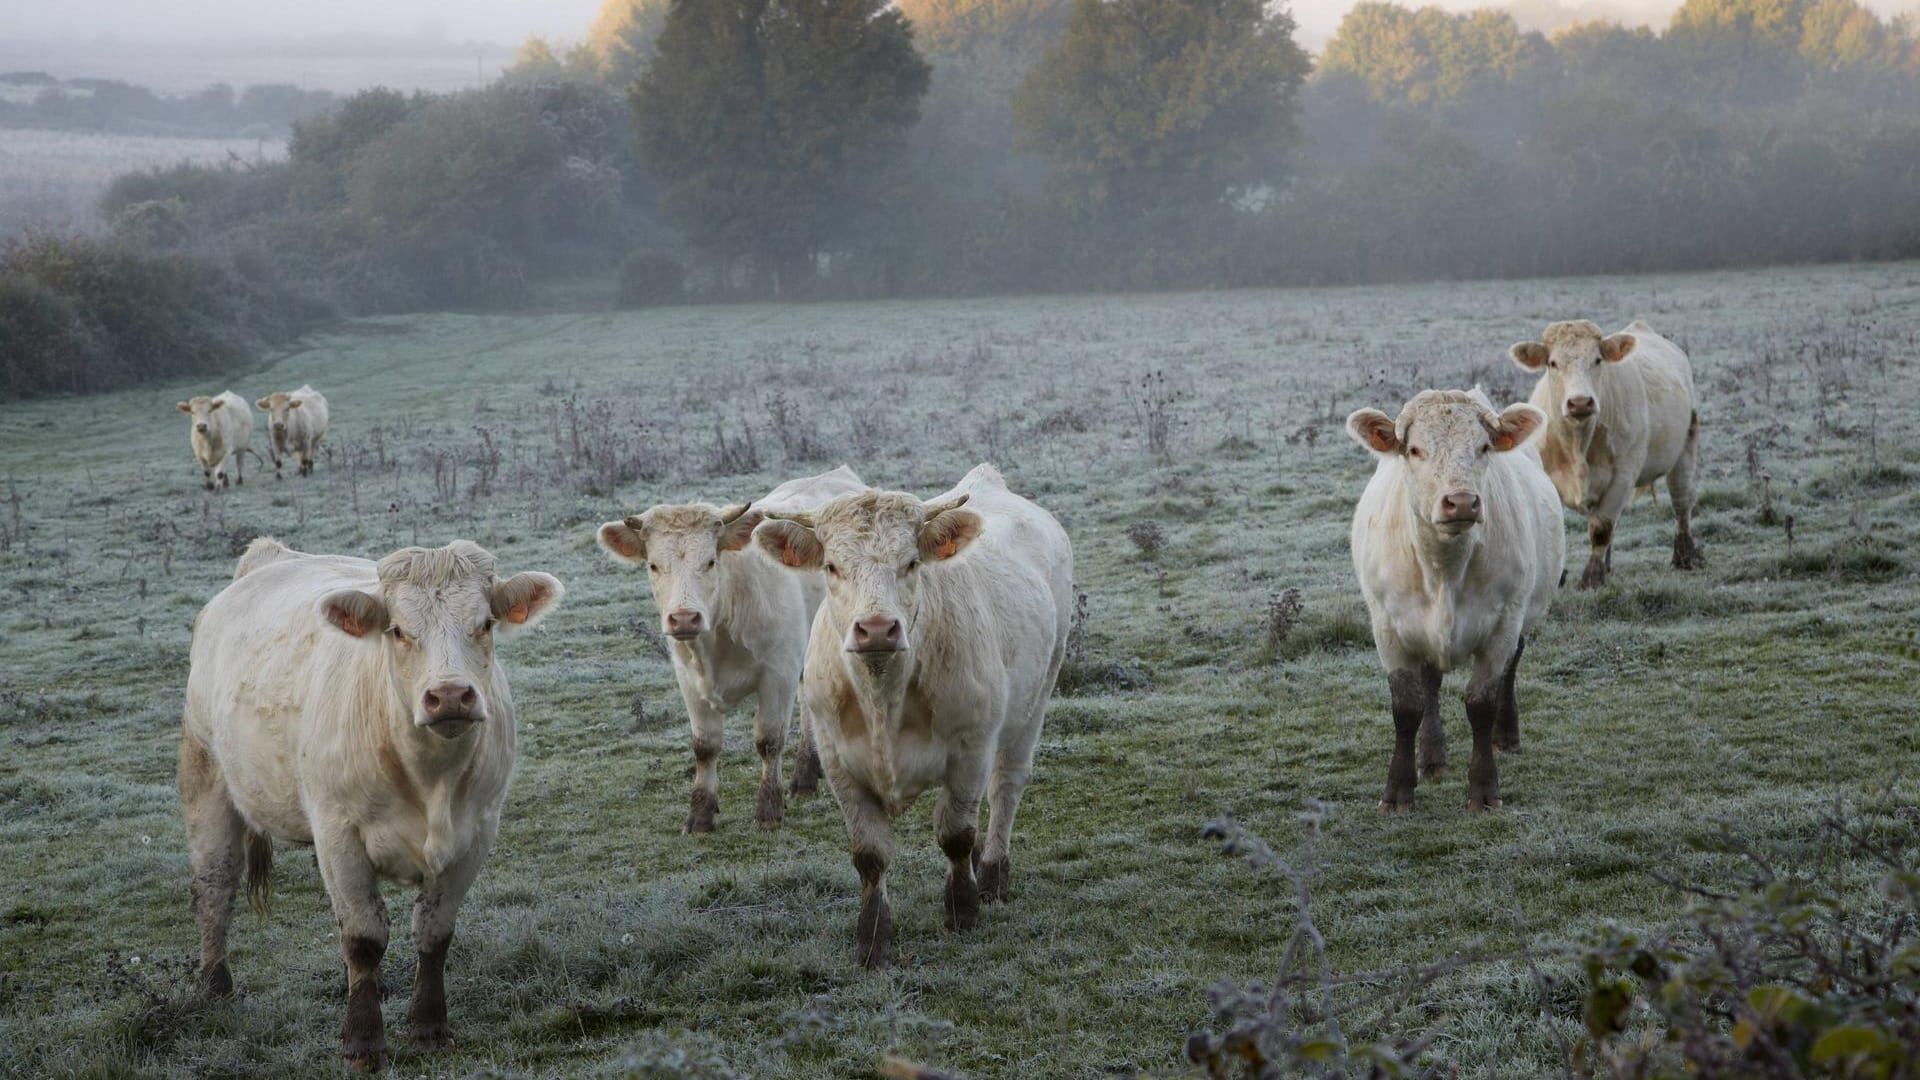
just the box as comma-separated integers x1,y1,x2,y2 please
5,0,1920,396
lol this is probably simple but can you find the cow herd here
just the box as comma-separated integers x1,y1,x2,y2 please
176,384,330,489
172,319,1700,1066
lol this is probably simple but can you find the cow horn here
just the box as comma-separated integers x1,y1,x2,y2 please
923,493,970,520
623,515,645,532
760,508,817,528
718,501,752,525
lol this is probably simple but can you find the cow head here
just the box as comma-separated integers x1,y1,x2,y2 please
1348,390,1545,534
597,502,762,641
177,395,226,437
319,541,563,739
254,391,301,443
756,491,983,662
1510,320,1636,424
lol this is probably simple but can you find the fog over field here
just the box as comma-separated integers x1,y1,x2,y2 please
4,0,1920,1075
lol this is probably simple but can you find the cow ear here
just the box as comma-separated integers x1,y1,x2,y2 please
756,520,823,570
1511,342,1549,370
1599,333,1636,363
321,591,389,638
208,398,225,411
177,402,193,413
597,520,646,563
1487,403,1547,452
717,506,763,553
1346,409,1400,455
492,572,564,635
920,509,984,562
254,396,271,410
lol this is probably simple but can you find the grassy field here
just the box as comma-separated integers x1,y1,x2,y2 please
1,262,1917,1078
0,128,284,237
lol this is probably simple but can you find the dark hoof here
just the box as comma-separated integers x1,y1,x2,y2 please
754,780,784,829
1495,732,1521,753
409,1022,453,1050
1673,540,1705,570
1377,798,1413,815
342,1036,387,1072
1417,746,1446,778
1578,565,1607,590
855,900,893,970
944,871,981,931
684,788,718,835
1467,782,1502,811
976,856,1010,903
201,960,233,998
1466,796,1503,812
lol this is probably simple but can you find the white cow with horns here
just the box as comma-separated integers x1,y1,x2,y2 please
1347,389,1562,813
596,465,867,832
754,464,1073,968
179,538,562,1068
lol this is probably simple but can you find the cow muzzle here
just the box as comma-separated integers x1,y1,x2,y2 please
419,680,484,736
195,423,209,434
664,609,705,640
1564,395,1597,420
847,615,905,654
1435,490,1482,527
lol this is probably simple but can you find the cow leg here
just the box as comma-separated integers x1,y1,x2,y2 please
978,716,1039,903
408,843,485,1051
684,697,724,835
750,673,792,828
231,448,243,487
1380,666,1431,813
1579,517,1613,590
935,755,989,933
822,761,895,969
1669,412,1705,569
1462,658,1505,811
202,465,215,491
179,733,244,997
790,706,824,798
315,831,389,1069
1416,665,1446,777
1496,640,1525,752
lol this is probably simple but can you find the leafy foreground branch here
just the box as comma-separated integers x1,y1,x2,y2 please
1180,798,1920,1080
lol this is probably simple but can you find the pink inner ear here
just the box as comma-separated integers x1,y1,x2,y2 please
1363,421,1397,453
601,525,643,560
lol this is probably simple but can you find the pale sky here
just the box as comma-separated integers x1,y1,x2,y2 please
2,0,1916,75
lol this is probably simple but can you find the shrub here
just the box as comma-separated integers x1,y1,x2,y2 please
618,251,686,307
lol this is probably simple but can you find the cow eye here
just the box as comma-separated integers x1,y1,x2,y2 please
1479,444,1491,455
647,563,660,574
479,618,496,636
1408,446,1425,459
388,626,410,644
705,559,716,570
906,559,920,573
826,563,840,578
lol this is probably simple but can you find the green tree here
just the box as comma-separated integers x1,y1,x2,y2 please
632,0,930,294
1319,2,1549,108
585,0,672,87
1013,0,1309,212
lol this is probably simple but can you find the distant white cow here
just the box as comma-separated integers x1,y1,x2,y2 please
255,385,330,479
756,464,1072,967
177,391,253,490
1347,389,1562,812
1510,319,1703,588
597,465,867,833
181,538,562,1067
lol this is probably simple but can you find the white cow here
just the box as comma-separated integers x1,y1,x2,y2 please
254,385,330,478
755,464,1072,967
1510,319,1703,588
596,465,867,833
180,538,562,1067
177,391,254,490
1347,389,1562,812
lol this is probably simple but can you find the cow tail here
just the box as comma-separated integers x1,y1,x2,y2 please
243,830,274,916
